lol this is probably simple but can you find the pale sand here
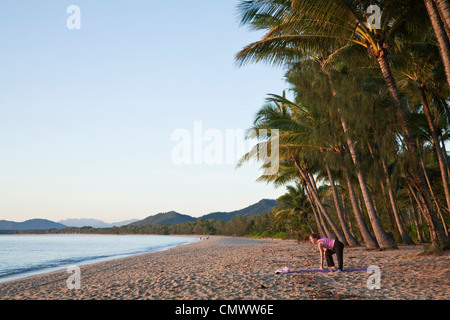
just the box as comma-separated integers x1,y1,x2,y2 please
0,236,449,300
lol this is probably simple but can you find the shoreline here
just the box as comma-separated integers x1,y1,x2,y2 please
0,235,449,300
0,234,200,284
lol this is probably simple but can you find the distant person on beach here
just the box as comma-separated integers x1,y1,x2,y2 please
309,234,344,271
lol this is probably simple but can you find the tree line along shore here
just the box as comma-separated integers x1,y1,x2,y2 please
232,0,450,251
0,212,292,239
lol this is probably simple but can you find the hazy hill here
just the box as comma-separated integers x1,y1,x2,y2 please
1,199,278,230
0,219,67,230
130,211,196,226
130,199,278,226
201,199,277,222
59,218,139,228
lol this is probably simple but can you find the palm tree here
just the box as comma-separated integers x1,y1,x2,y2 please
434,0,450,38
366,138,415,245
424,0,450,89
396,40,450,214
274,183,315,235
321,149,360,246
238,84,385,247
342,162,380,249
238,92,348,243
284,60,383,248
236,0,449,250
237,94,326,236
286,58,397,249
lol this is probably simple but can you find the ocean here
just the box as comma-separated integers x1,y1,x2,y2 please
0,234,198,283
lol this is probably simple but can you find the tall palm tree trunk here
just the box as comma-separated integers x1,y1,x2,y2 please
303,176,334,238
434,0,450,40
308,170,349,242
302,181,326,237
339,111,397,249
343,168,379,249
425,0,450,90
420,158,450,236
306,174,334,239
377,144,415,245
342,194,357,239
290,156,346,243
377,50,450,250
303,214,315,234
407,179,431,242
407,185,425,243
322,150,359,246
418,85,450,213
441,140,450,179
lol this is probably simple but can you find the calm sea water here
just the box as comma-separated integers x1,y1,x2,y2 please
0,234,198,283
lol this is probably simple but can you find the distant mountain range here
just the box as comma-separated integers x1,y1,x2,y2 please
0,199,277,230
58,218,139,228
130,211,196,226
0,219,67,230
201,199,277,221
129,199,277,226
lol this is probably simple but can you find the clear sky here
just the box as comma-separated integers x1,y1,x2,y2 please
0,1,288,222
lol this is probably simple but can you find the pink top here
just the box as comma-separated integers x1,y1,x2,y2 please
319,238,335,250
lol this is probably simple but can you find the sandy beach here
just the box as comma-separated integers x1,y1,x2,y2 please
0,236,449,300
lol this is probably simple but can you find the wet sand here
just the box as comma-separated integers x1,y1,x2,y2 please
0,236,449,300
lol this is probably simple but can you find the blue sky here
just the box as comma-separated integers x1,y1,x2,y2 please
0,1,287,222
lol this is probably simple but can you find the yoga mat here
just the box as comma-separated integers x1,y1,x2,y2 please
275,267,368,274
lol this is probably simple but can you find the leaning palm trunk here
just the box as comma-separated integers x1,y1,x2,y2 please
407,185,427,243
406,179,431,243
343,168,379,249
441,140,450,179
434,0,450,41
339,111,397,249
341,194,357,239
308,179,336,239
290,156,346,243
307,171,342,239
303,214,315,234
301,179,328,238
420,159,450,236
322,151,359,246
377,50,450,250
405,168,446,245
425,0,450,89
418,86,450,214
366,141,414,244
377,145,415,245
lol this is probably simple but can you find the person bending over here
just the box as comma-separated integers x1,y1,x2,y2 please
309,233,344,271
